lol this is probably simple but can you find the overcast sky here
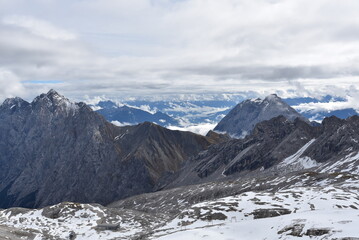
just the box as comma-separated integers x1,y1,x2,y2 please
1,0,359,101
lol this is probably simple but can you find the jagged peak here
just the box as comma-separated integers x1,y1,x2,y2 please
33,89,69,104
322,115,344,127
47,89,60,96
1,96,29,109
31,90,81,115
265,93,280,99
46,89,65,98
245,94,282,105
2,96,26,105
46,89,68,102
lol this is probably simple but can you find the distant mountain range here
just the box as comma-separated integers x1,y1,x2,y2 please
283,95,358,122
296,107,357,121
91,99,234,129
1,90,359,239
91,95,358,135
94,100,179,127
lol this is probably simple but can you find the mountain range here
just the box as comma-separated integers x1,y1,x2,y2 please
94,100,179,127
0,90,358,239
91,95,358,135
0,90,217,208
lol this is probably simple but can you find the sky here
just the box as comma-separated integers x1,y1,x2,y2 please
1,0,359,102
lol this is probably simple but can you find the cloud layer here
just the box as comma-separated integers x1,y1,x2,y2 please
0,0,359,101
0,68,25,100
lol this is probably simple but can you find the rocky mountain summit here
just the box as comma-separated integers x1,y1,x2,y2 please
214,94,308,137
0,90,215,208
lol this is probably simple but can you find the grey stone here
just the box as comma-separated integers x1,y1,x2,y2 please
251,208,291,219
305,228,331,236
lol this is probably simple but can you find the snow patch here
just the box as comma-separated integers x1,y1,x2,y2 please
111,121,134,127
167,123,216,136
250,98,263,103
278,139,318,171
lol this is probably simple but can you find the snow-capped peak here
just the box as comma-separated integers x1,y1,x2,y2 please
249,98,263,103
264,93,281,102
247,94,281,104
32,89,79,115
1,97,27,108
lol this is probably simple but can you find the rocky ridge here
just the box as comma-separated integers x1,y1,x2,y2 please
0,90,215,208
167,114,359,188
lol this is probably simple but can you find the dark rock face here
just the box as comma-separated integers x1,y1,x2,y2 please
252,208,291,219
165,113,359,189
305,115,359,162
113,122,212,183
278,224,305,237
95,100,179,127
0,90,213,208
166,116,319,187
305,228,330,236
214,94,308,137
205,130,231,143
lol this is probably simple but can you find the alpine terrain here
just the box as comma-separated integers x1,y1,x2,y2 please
0,91,358,240
0,90,217,209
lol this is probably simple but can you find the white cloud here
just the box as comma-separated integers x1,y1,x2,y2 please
2,15,76,41
293,89,359,113
294,101,354,113
133,105,157,114
111,121,133,127
167,123,216,136
0,69,25,102
0,0,359,100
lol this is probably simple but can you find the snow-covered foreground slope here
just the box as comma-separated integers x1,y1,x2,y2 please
0,150,359,239
0,202,162,240
154,184,359,240
0,182,357,240
155,209,359,240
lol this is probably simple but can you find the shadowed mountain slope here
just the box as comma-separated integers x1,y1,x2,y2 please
0,90,215,208
166,114,359,188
